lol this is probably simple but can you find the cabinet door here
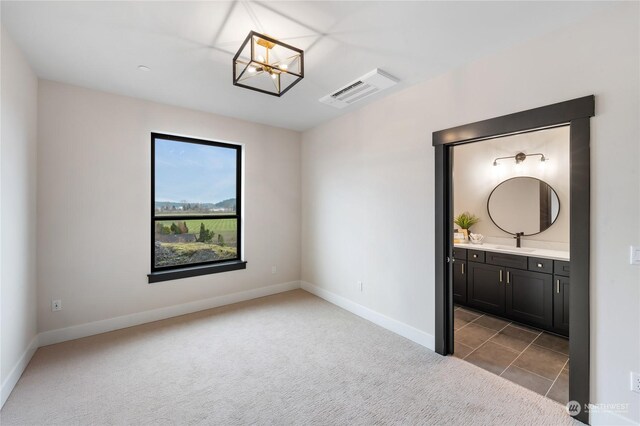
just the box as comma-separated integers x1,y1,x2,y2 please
453,260,467,304
553,275,570,335
467,262,504,315
506,268,553,328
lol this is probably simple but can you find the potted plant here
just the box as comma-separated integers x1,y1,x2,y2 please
454,212,480,242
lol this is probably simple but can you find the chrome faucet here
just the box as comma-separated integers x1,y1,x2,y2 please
514,232,524,248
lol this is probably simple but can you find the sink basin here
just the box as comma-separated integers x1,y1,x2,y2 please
492,245,536,253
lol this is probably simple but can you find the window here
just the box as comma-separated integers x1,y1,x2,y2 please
149,133,245,283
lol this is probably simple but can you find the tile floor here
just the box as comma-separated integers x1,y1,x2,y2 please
454,305,569,405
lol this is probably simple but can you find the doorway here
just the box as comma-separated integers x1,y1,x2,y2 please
452,126,570,403
432,96,594,424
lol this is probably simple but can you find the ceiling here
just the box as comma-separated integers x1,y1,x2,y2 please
2,1,611,131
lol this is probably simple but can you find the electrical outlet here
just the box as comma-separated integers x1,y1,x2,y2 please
357,281,363,292
631,372,640,394
52,299,62,312
271,266,277,274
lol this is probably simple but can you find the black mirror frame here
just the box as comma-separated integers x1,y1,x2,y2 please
487,176,561,236
433,95,594,424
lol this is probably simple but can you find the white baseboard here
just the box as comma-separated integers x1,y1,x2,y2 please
39,281,301,347
6,282,636,424
1,281,300,410
1,334,39,408
300,281,435,351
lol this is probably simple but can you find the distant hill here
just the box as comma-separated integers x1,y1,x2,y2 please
155,198,236,211
213,198,236,209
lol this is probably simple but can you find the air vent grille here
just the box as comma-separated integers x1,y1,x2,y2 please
332,81,364,98
344,86,378,104
320,69,398,109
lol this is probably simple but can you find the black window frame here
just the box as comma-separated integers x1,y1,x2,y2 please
148,133,246,283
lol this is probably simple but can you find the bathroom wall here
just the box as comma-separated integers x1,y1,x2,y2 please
453,126,570,250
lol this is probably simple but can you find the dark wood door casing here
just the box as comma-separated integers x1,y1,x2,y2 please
433,95,593,424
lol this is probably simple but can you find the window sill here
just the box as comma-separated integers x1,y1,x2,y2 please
148,260,247,283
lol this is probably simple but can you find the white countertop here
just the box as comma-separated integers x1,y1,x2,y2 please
454,242,570,261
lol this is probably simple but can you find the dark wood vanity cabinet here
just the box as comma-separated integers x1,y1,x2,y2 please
553,276,570,333
452,248,467,304
553,260,571,334
467,262,505,315
453,261,467,304
505,268,553,329
456,247,569,336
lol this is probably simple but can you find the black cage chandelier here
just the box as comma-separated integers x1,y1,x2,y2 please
233,31,304,97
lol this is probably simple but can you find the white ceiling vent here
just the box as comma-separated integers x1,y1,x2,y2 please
319,69,398,109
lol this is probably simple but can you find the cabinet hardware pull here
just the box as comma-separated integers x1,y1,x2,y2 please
499,270,503,282
556,279,560,294
537,263,543,268
507,271,510,284
461,264,464,275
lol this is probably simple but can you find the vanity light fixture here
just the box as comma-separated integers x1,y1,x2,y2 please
493,152,548,166
232,31,304,97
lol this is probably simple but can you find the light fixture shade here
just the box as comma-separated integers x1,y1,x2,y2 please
233,31,304,97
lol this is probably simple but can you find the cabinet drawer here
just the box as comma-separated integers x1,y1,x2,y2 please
486,251,527,269
468,250,485,262
453,247,467,261
554,260,570,277
528,257,553,274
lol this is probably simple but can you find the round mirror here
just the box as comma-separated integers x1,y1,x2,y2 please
487,177,560,236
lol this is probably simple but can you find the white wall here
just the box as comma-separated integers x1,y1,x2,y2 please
302,3,639,424
37,81,301,333
0,29,38,404
453,126,570,251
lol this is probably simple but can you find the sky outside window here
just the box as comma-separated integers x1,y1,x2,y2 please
155,138,236,204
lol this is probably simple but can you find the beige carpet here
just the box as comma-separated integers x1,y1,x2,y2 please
1,290,577,425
